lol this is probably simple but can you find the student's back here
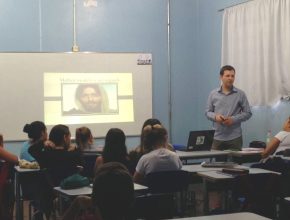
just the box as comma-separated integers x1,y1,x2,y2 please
133,125,182,183
95,128,134,174
129,118,175,172
29,124,83,186
31,146,82,185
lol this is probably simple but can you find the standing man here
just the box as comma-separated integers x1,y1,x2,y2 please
205,65,252,150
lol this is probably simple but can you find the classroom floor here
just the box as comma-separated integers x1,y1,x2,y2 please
13,201,29,220
14,201,62,220
22,201,30,220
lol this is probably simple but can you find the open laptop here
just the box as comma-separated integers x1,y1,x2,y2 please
186,130,215,151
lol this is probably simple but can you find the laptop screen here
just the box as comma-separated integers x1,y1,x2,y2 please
187,130,215,151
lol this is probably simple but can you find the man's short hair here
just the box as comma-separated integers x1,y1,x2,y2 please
92,162,134,220
220,65,235,76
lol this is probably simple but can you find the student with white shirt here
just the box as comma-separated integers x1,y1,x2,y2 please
262,117,290,158
133,125,182,184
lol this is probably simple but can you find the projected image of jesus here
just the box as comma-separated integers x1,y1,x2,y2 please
63,83,117,115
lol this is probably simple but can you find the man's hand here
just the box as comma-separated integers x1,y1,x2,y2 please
215,114,226,123
222,117,233,126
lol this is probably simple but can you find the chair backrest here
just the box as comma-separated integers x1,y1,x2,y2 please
19,170,48,200
145,170,190,193
81,154,99,179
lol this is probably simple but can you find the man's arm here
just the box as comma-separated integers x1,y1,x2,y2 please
0,134,18,164
230,91,252,124
205,92,226,124
0,134,3,146
205,92,216,122
261,137,280,158
133,171,144,184
0,148,18,164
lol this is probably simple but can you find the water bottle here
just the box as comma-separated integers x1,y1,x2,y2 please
266,130,272,144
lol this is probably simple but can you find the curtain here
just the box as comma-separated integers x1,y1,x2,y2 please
221,0,290,106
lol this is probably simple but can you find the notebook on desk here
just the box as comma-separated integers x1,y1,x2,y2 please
186,130,215,151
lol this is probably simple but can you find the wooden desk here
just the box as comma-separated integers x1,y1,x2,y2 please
229,149,262,164
181,164,248,174
176,150,229,163
176,149,263,164
14,166,40,220
167,212,270,219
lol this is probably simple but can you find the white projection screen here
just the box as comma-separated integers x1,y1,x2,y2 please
0,52,152,141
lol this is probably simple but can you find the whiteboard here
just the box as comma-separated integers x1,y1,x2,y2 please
0,52,152,140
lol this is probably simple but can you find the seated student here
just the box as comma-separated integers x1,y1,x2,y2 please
29,124,83,186
261,117,290,158
62,162,134,220
129,118,174,170
94,128,133,174
0,134,18,220
75,126,94,151
133,125,182,184
28,125,83,218
21,121,47,162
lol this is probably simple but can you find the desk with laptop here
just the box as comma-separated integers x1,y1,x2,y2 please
176,130,263,164
176,130,229,163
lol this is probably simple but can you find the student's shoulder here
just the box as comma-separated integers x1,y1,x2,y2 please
275,130,290,140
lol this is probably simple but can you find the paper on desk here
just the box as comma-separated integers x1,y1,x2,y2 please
242,147,264,152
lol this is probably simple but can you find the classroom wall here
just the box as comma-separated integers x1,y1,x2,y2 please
1,0,289,155
190,0,290,147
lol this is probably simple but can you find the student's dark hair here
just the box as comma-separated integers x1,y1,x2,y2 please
92,162,134,220
140,118,162,152
142,118,161,129
143,126,168,150
102,128,128,164
75,84,100,100
75,127,92,150
23,121,46,141
49,124,70,146
220,65,235,76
